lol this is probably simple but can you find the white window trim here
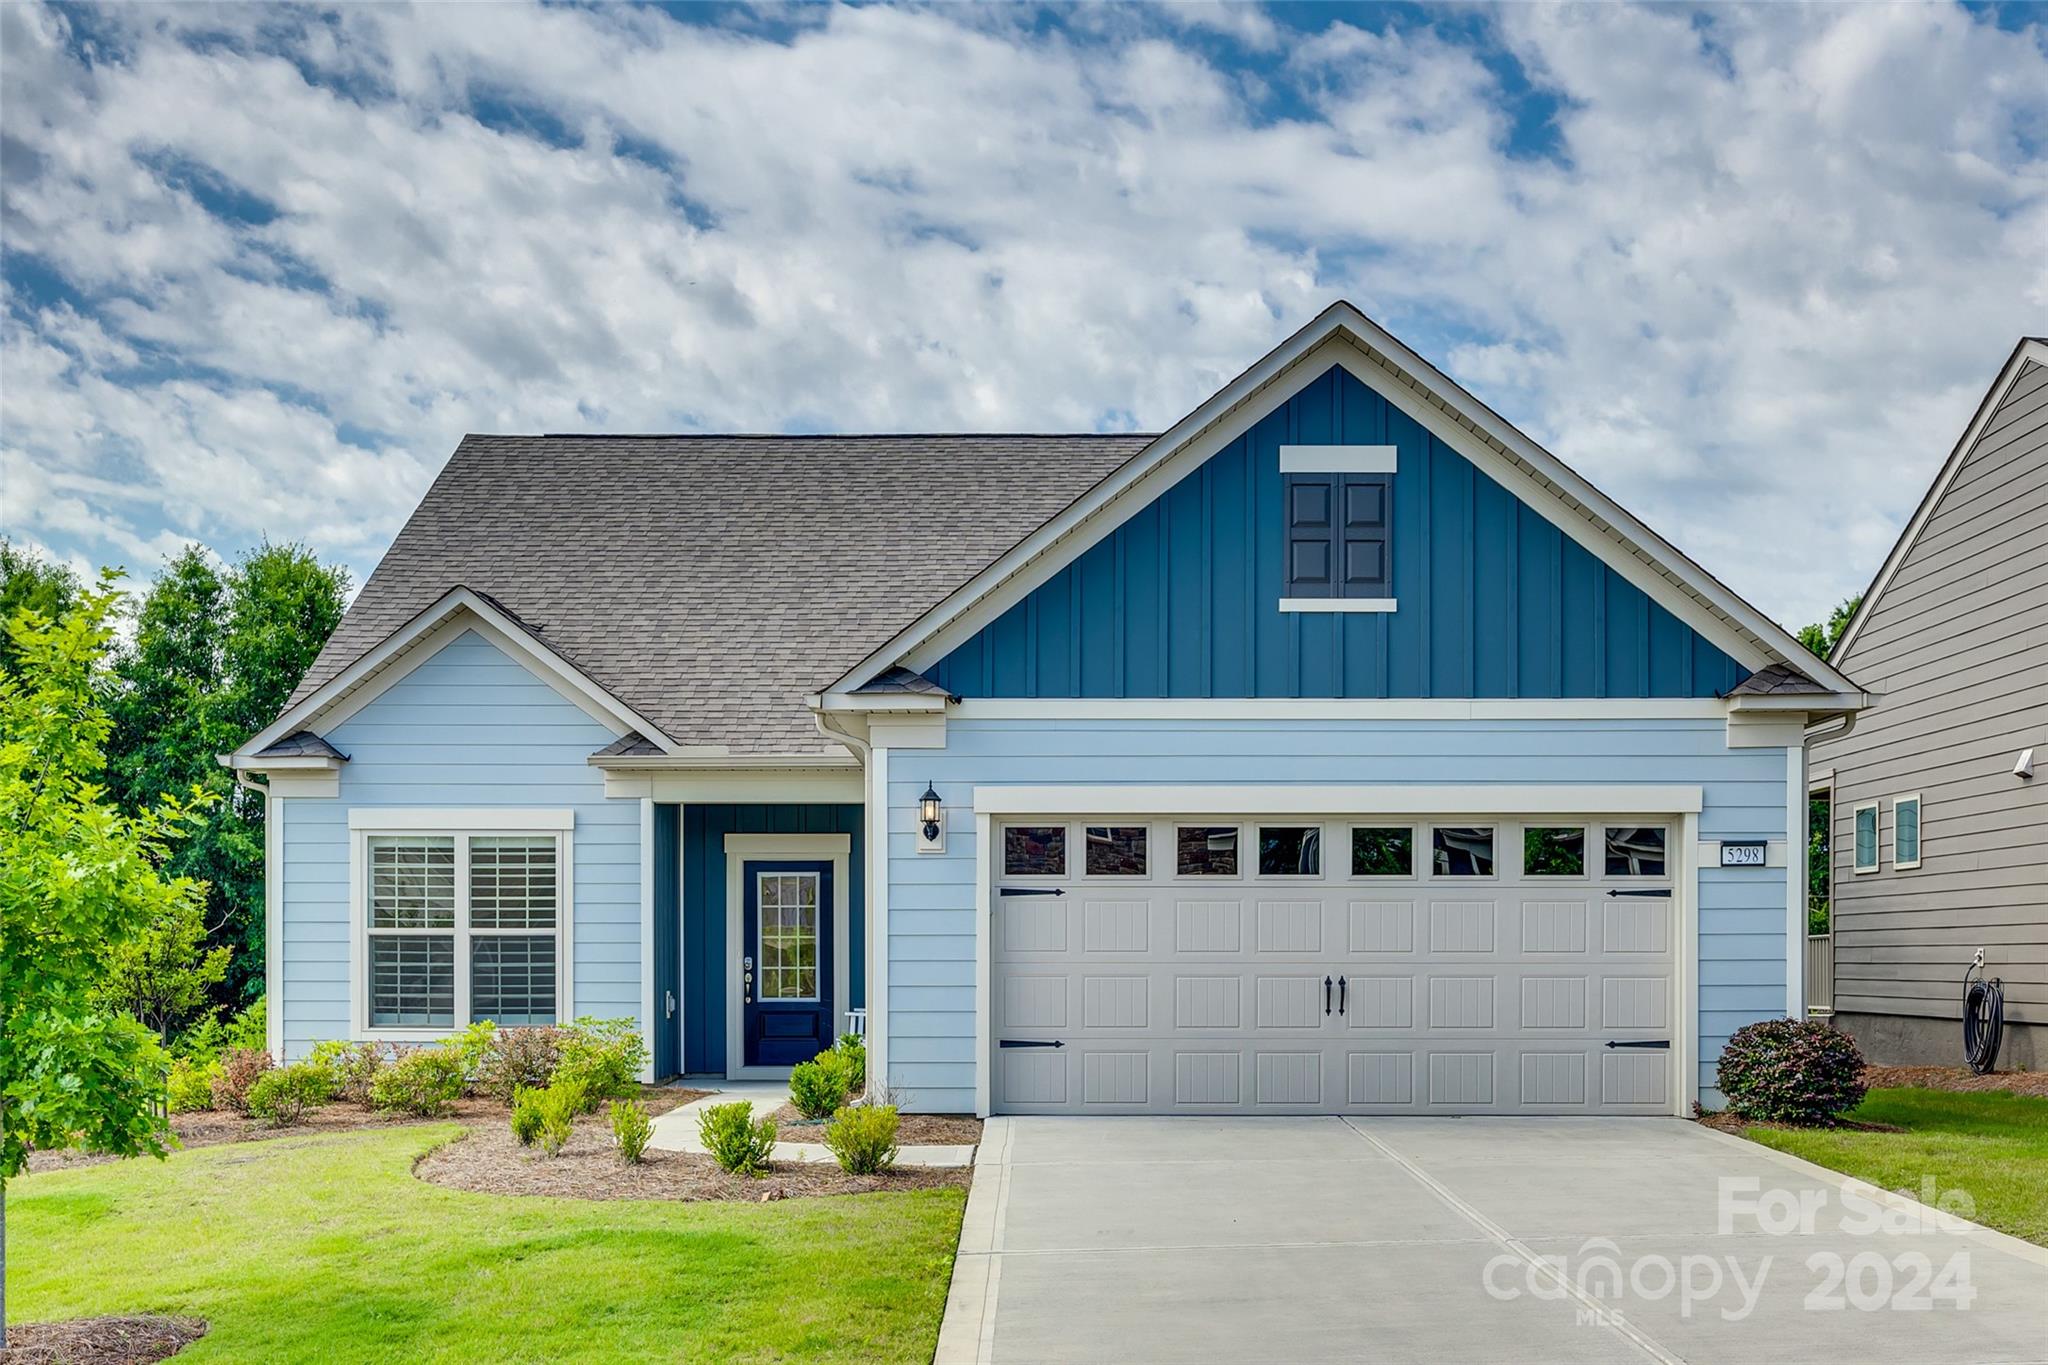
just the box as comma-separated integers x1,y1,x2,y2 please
350,807,574,832
1279,444,1399,473
722,833,852,1080
1851,800,1881,875
1892,793,1922,871
348,821,575,1042
1279,597,1398,613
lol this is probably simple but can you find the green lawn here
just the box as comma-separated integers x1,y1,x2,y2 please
7,1125,965,1363
1744,1086,2048,1247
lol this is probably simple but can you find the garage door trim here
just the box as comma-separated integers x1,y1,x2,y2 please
971,790,1701,1119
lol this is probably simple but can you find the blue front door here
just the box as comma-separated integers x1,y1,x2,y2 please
742,860,834,1067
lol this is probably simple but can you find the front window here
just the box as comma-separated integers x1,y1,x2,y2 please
366,831,563,1030
1852,803,1879,874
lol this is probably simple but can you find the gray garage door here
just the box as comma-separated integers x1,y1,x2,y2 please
991,816,1678,1115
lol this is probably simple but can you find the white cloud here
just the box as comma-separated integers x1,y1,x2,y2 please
1,0,2043,630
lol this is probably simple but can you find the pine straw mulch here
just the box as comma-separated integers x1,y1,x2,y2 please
0,1315,206,1364
1861,1064,2048,1098
414,1109,971,1203
768,1104,983,1147
24,1087,708,1175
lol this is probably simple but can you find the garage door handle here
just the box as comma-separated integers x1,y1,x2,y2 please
1000,887,1066,898
1607,888,1671,898
1324,976,1333,1015
1604,1039,1670,1049
1338,975,1347,1016
999,1039,1065,1049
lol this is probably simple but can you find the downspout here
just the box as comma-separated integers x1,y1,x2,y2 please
1803,710,1858,745
231,765,283,1061
813,711,877,1100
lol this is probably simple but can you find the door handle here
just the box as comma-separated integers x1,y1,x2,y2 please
1324,975,1333,1016
1338,976,1348,1016
665,990,676,1020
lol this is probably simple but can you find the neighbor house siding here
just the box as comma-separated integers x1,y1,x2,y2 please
679,803,866,1075
883,716,1791,1113
1815,357,2048,1033
927,364,1747,701
275,629,641,1059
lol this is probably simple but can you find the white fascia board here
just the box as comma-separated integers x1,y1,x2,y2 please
834,301,1849,695
224,753,345,772
233,587,680,760
1726,691,1870,714
971,784,1704,816
1279,444,1397,473
1831,339,2048,662
950,697,1731,721
589,752,859,771
808,692,949,714
604,769,865,803
348,807,576,831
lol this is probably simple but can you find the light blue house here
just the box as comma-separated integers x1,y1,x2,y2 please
228,303,1867,1115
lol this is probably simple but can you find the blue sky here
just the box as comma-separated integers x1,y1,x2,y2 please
4,1,2045,629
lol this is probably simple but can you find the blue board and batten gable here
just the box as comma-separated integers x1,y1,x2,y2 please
927,364,1749,700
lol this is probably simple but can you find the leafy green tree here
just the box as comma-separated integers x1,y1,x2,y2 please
1795,593,1862,660
92,895,231,1043
1,577,209,1340
0,540,78,680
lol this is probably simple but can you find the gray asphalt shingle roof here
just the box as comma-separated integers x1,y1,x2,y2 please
286,434,1154,755
1727,662,1836,696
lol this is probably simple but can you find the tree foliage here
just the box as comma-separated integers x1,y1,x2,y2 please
1796,593,1862,936
0,577,204,1177
0,540,79,681
1795,593,1862,661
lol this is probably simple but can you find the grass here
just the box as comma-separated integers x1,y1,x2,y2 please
6,1125,966,1363
1743,1086,2048,1247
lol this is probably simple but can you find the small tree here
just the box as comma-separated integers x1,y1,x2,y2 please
0,576,209,1344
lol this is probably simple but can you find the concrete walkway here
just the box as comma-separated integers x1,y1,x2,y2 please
646,1081,975,1168
939,1116,2048,1364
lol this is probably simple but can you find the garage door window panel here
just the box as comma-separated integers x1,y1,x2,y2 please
1523,827,1587,879
1430,826,1496,878
1084,825,1149,877
1350,826,1416,879
1004,825,1067,877
1603,826,1668,878
1176,825,1241,877
1258,825,1322,877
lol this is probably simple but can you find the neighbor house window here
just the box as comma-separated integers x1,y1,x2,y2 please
1892,795,1921,871
1852,802,1879,874
365,831,563,1031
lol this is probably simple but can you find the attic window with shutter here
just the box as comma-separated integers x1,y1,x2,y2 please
1278,446,1396,612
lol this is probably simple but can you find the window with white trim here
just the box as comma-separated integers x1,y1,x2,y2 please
1892,795,1921,871
1851,801,1880,874
366,831,563,1030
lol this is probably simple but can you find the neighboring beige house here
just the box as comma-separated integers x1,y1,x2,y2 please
1811,337,2048,1068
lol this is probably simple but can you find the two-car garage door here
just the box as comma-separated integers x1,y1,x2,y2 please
991,815,1678,1116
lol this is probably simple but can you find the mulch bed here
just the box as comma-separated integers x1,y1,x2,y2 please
1697,1109,1901,1136
24,1087,707,1175
0,1315,206,1364
1861,1064,2048,1098
768,1104,983,1148
415,1109,970,1203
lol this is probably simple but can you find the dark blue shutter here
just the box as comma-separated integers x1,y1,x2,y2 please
1339,476,1391,597
1283,475,1336,597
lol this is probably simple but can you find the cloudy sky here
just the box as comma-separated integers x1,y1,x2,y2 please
3,1,2044,631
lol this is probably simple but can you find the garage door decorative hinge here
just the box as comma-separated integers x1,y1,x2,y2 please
998,1039,1065,1049
998,886,1066,898
1604,1039,1671,1050
1606,888,1672,898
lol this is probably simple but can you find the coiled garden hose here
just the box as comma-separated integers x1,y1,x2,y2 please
1962,963,2005,1075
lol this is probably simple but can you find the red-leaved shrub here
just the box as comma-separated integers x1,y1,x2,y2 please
1716,1018,1865,1123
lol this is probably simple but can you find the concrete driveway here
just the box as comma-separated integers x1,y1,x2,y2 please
937,1116,2048,1364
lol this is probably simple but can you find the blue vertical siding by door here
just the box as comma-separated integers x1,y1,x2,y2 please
652,804,681,1079
927,364,1748,700
679,803,865,1076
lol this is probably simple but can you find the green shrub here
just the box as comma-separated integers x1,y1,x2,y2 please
370,1048,465,1117
441,1020,498,1092
479,1026,564,1100
534,1082,583,1157
610,1099,653,1164
167,1058,218,1114
307,1040,386,1107
823,1104,899,1175
246,1062,335,1127
209,1047,275,1114
832,1034,867,1092
175,997,268,1066
1717,1018,1867,1123
509,1087,546,1146
789,1056,852,1120
698,1101,775,1177
553,1017,647,1109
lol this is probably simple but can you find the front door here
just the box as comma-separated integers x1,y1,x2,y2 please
741,860,834,1067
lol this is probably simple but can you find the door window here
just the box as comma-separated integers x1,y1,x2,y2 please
756,872,820,1001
